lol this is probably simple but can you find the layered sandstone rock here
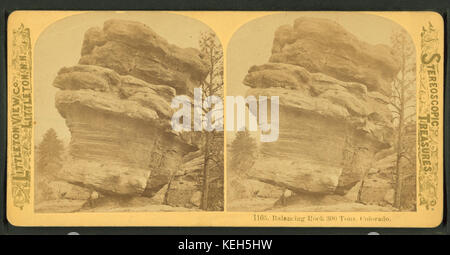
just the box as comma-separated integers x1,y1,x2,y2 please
79,19,208,95
270,17,400,96
53,19,207,201
244,18,399,196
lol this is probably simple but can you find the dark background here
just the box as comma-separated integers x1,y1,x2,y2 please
0,0,448,236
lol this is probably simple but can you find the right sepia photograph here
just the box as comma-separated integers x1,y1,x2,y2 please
226,13,417,212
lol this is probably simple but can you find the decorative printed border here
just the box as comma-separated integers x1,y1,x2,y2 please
10,24,33,209
418,22,441,211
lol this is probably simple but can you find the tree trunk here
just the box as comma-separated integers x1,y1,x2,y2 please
200,132,210,210
393,145,403,208
163,174,174,205
393,115,404,209
393,49,406,209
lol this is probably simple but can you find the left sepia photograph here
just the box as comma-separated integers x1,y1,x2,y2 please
33,12,224,213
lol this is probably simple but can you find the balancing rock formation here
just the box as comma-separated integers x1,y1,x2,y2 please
52,19,208,209
243,17,400,196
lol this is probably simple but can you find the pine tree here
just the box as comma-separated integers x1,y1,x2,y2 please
198,31,224,210
389,29,416,209
229,130,257,174
36,128,64,177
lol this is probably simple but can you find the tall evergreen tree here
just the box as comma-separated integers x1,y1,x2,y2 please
36,128,64,176
198,31,224,210
229,130,257,174
390,29,416,209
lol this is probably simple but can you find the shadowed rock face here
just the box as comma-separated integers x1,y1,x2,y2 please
244,17,397,195
53,19,206,198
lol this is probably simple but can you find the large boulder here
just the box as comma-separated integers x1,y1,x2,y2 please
270,17,400,96
243,18,398,195
52,19,207,197
245,67,393,195
54,65,196,196
79,19,208,95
